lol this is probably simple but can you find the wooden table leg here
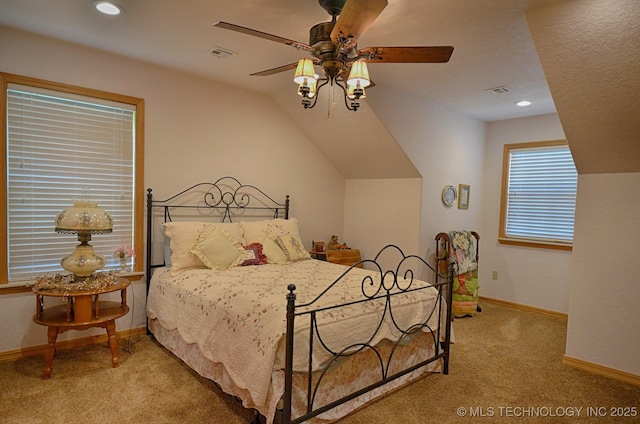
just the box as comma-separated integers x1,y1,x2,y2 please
105,320,119,368
43,326,59,379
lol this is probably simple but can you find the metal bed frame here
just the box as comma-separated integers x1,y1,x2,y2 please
145,176,289,287
145,176,453,424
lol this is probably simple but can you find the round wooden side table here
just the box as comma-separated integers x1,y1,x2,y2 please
33,278,130,379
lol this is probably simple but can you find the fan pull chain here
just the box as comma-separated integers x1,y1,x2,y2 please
327,79,336,120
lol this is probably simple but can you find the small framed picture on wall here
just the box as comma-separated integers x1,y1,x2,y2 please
458,184,470,209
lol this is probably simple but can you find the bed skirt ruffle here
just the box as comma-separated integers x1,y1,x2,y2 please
149,318,443,423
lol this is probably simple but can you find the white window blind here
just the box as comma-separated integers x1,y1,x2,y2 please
6,84,136,283
505,145,577,243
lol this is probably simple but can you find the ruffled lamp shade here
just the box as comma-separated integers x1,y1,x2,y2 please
55,201,113,279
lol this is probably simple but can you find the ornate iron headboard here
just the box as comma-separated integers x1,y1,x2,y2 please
145,176,290,290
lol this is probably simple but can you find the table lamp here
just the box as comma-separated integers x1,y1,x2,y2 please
55,201,113,279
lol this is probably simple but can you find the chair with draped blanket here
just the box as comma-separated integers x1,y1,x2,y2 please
435,230,480,317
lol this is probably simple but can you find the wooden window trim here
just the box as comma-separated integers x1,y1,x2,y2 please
498,139,574,252
0,72,145,291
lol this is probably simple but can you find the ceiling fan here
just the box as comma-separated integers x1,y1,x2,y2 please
214,0,453,111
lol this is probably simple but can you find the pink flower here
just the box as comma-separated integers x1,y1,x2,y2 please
114,245,135,259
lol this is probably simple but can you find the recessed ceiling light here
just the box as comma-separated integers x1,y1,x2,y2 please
93,1,124,15
516,100,532,107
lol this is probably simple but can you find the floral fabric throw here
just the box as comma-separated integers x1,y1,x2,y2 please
448,230,477,274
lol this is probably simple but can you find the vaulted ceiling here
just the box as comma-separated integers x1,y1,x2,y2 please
2,0,636,177
0,0,559,122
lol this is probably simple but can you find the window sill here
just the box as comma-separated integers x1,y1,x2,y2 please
498,237,573,251
115,271,144,281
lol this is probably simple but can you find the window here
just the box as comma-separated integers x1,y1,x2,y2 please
499,140,577,251
1,73,144,287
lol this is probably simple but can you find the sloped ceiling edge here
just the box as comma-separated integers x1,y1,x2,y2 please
526,0,640,174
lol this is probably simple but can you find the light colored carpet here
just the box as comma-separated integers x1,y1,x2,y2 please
1,302,638,423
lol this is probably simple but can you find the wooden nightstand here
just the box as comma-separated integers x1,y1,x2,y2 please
33,278,130,379
312,249,362,267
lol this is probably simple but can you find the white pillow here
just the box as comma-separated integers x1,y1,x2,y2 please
241,218,301,244
277,234,311,262
164,221,244,275
190,226,246,270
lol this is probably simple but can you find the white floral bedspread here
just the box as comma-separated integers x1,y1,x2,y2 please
146,259,442,408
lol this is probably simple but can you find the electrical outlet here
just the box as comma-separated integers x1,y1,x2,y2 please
492,271,499,280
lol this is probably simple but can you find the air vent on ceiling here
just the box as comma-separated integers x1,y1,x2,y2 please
208,46,237,59
485,86,511,95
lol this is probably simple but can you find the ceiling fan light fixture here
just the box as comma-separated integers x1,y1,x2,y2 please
92,1,124,15
215,1,453,112
347,61,371,88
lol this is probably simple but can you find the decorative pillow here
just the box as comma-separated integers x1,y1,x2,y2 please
190,226,246,270
259,236,289,264
241,218,303,263
241,242,267,266
164,221,244,275
241,218,301,244
276,234,311,262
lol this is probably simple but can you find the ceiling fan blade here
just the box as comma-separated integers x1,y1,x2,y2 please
250,62,300,77
330,0,388,48
358,46,454,63
214,21,313,52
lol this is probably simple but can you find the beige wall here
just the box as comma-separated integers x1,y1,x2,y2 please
482,114,572,313
367,87,486,262
566,173,640,375
0,25,345,353
343,178,422,268
526,0,640,377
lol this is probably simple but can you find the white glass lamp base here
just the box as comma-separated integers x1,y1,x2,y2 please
61,244,106,278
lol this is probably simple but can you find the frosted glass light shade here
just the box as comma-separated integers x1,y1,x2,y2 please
347,61,371,88
55,201,113,233
293,59,317,84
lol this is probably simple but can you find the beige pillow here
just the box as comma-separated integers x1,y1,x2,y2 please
241,218,301,244
277,234,311,262
259,236,289,265
241,218,303,263
164,221,244,275
190,226,246,270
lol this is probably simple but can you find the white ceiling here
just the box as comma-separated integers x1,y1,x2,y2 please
0,0,564,122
